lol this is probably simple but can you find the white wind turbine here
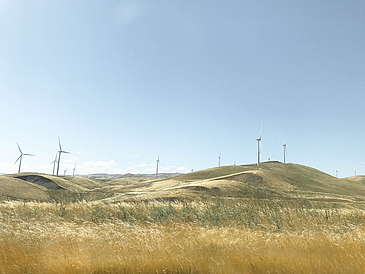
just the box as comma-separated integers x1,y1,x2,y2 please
73,163,77,177
14,143,35,173
64,168,68,176
155,156,160,179
353,167,359,176
256,124,264,167
56,138,70,177
50,153,58,176
218,153,221,167
334,168,340,178
283,138,287,164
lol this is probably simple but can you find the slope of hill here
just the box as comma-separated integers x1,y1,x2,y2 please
102,162,365,203
81,173,183,179
346,175,365,185
2,162,365,204
9,173,88,192
63,177,102,190
0,176,50,202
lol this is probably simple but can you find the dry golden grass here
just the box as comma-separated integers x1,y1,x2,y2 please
1,199,365,273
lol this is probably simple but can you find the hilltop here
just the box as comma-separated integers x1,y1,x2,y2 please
1,162,365,204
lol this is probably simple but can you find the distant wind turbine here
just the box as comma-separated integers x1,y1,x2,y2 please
155,156,160,179
283,138,287,164
50,153,58,176
56,138,70,177
256,124,264,167
218,153,221,167
334,168,340,178
14,143,35,173
353,167,359,176
64,168,68,176
73,163,77,177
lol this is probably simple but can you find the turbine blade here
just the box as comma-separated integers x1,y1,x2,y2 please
58,137,62,151
61,151,70,154
259,124,263,139
16,143,22,154
260,141,264,154
23,154,35,156
14,155,22,164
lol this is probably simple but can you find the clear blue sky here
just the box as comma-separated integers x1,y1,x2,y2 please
0,0,364,178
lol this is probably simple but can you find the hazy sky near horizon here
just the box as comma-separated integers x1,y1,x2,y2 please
0,0,364,178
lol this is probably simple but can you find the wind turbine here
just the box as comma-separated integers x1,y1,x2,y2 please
353,167,359,176
334,168,340,178
283,138,287,164
256,124,263,167
73,163,77,177
50,153,58,176
14,143,35,173
155,156,160,179
56,138,70,177
64,168,68,176
218,153,221,167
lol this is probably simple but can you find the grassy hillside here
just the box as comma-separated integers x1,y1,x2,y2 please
63,176,102,190
2,162,365,203
347,175,365,184
222,162,365,196
9,173,88,192
110,162,365,202
0,176,50,202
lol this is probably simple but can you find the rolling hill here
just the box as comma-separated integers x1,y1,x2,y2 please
101,162,365,203
1,162,365,204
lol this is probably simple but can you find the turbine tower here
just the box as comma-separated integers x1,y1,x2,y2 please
353,167,359,176
56,138,70,177
73,163,77,177
155,156,160,179
14,143,35,173
283,138,287,164
50,153,58,176
64,168,68,176
334,168,340,178
256,124,263,167
218,153,221,167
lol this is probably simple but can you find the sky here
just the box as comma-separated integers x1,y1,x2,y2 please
0,0,364,178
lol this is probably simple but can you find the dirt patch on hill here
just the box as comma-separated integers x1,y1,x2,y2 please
15,175,64,190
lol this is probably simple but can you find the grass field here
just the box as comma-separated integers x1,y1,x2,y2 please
1,198,365,273
2,163,365,273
